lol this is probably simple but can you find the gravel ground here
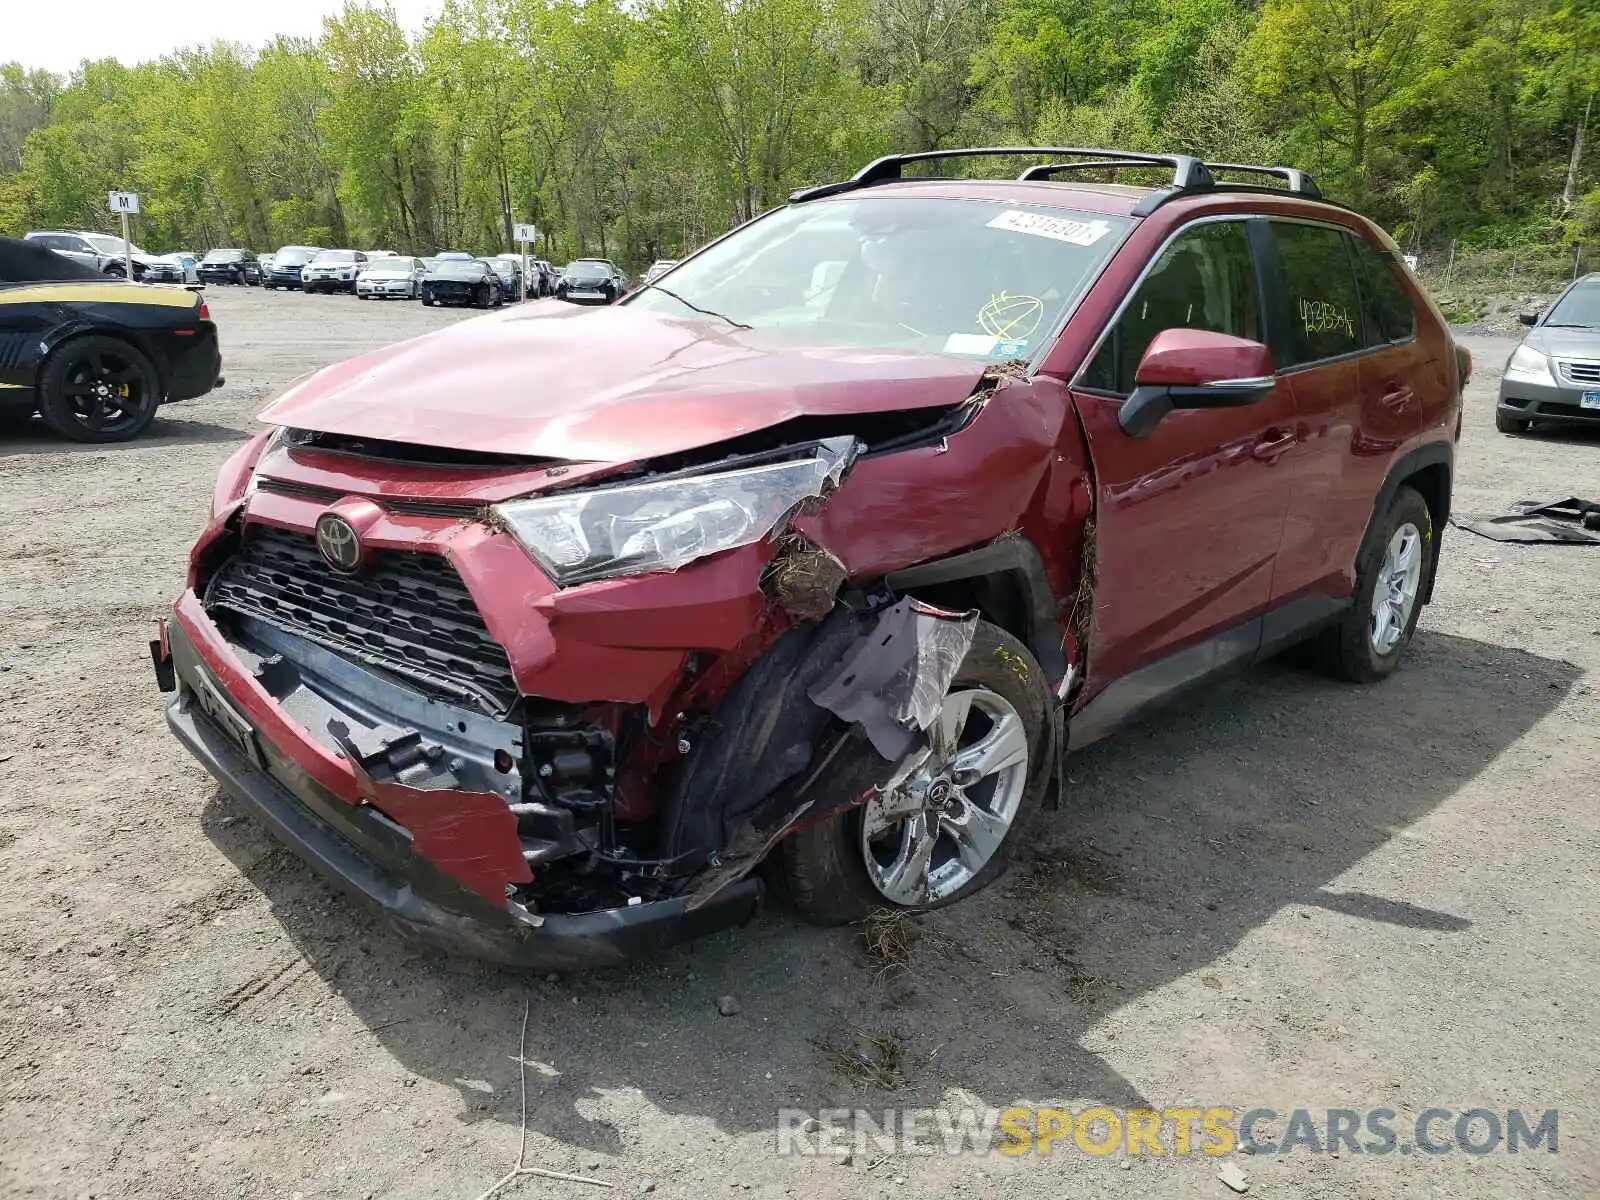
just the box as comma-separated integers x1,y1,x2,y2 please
1,289,1596,1199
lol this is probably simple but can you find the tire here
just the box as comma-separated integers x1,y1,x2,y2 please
777,620,1053,926
421,291,433,307
36,334,162,444
1495,410,1530,434
1306,484,1433,683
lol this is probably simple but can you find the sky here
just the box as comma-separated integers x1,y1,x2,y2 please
8,0,444,76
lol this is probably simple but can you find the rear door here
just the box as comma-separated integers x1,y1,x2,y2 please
1263,221,1435,616
1068,217,1297,725
1260,221,1385,619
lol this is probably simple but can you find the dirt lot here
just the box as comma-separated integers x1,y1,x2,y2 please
1,288,1597,1199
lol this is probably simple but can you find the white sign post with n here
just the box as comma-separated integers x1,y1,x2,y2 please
513,223,538,300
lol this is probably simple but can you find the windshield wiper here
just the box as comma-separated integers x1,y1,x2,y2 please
633,281,751,330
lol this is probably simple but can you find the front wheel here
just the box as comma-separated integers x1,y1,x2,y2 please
1495,410,1530,434
37,335,162,443
778,621,1052,926
1307,484,1433,683
421,290,433,307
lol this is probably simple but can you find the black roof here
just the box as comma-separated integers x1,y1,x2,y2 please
0,236,105,283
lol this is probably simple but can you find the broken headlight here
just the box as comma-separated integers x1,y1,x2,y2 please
494,437,856,585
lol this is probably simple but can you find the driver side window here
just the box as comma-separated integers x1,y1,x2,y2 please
1082,221,1261,396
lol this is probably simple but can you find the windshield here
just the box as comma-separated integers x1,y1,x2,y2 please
490,260,516,276
312,250,357,264
1544,282,1600,328
274,248,315,266
84,233,146,256
367,257,417,275
565,260,610,279
202,250,243,263
625,197,1130,358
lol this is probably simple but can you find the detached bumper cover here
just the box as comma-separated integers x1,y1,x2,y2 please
160,608,761,968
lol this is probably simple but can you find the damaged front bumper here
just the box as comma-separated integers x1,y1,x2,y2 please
157,610,761,968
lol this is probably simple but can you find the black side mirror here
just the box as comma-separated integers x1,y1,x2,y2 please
1517,309,1540,327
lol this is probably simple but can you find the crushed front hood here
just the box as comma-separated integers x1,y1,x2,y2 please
259,304,990,463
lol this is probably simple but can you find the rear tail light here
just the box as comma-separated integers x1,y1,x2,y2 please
198,300,211,321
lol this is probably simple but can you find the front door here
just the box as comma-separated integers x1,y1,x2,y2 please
1067,217,1298,738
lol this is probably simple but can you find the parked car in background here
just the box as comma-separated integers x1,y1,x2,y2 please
420,257,503,308
263,246,322,290
155,147,1465,968
0,235,222,443
642,259,678,283
487,257,523,301
1497,272,1600,434
197,249,262,286
145,253,200,285
364,250,397,259
259,253,276,275
23,230,157,280
356,255,425,300
493,252,547,295
555,259,628,304
435,250,474,261
301,249,367,294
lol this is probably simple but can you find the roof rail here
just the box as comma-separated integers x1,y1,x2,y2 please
1016,161,1168,180
1204,163,1322,198
790,146,1214,204
787,147,1327,215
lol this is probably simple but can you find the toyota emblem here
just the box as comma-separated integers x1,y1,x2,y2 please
315,512,363,574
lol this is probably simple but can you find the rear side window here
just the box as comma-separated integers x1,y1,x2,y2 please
1351,240,1416,344
1082,220,1261,395
1270,222,1362,366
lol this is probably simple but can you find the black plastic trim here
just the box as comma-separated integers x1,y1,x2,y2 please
1371,442,1453,605
882,539,1067,680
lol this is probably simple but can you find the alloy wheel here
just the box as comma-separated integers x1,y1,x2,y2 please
858,686,1030,906
1369,521,1423,655
58,347,153,438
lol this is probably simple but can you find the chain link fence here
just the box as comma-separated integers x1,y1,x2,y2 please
1407,242,1594,326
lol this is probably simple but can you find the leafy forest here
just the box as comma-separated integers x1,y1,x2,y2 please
0,0,1595,274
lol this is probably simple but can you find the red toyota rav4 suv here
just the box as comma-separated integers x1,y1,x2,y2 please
153,148,1466,968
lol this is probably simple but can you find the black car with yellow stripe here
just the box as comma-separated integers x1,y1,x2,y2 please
0,237,222,443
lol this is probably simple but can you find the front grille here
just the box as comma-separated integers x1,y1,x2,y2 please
253,477,482,519
205,527,519,715
1557,360,1600,386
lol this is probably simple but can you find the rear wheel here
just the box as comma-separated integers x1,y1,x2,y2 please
1307,485,1432,683
778,621,1052,925
1495,410,1530,434
37,335,161,443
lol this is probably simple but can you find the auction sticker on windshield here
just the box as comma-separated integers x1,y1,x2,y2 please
987,210,1114,246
